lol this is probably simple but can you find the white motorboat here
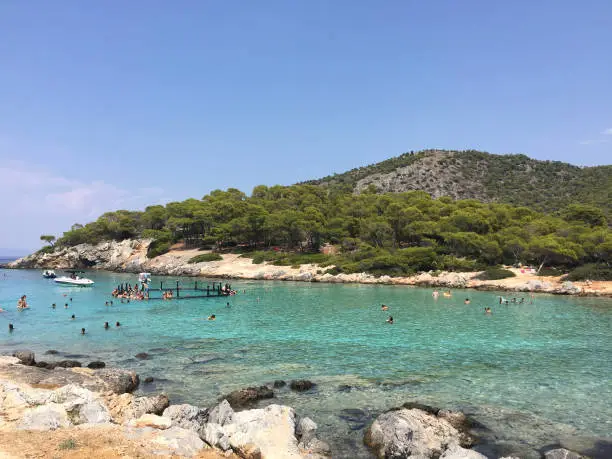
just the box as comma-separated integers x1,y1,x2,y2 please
42,270,57,279
54,270,94,286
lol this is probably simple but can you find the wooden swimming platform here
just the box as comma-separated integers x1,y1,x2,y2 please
114,281,235,300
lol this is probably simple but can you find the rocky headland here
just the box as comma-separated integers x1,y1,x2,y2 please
5,239,611,297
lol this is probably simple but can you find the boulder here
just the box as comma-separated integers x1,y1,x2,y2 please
49,384,111,425
35,361,56,370
202,422,231,450
144,376,154,384
364,408,474,458
162,404,209,432
229,404,301,458
44,350,60,355
13,350,35,366
56,360,82,368
544,448,585,459
208,400,234,426
87,361,106,369
127,394,170,418
130,414,172,430
18,403,70,430
125,425,205,457
300,437,332,457
440,444,488,459
225,386,274,409
296,417,318,444
290,380,315,392
96,368,139,393
273,380,286,388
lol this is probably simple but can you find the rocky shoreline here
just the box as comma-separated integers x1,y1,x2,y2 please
5,239,611,297
0,351,599,459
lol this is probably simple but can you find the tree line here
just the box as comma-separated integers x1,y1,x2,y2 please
44,185,611,276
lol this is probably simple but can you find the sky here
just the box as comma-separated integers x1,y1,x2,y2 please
1,1,611,252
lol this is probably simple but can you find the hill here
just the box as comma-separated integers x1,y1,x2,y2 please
302,150,612,214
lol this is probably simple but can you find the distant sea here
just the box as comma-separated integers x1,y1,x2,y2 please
0,256,19,264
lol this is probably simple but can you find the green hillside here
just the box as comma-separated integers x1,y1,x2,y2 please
302,150,612,214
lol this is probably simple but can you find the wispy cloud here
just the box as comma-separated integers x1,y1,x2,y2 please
1,160,167,248
601,128,612,135
579,139,608,145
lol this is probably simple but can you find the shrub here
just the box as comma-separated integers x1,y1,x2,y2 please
59,439,77,450
565,264,612,281
537,267,565,277
475,268,516,280
188,253,223,263
37,245,55,255
147,240,172,258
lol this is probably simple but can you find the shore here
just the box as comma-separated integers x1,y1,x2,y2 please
5,239,612,297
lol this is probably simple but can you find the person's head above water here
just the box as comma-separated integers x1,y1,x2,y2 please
116,321,121,327
104,322,109,329
8,323,14,331
81,328,85,335
71,314,75,319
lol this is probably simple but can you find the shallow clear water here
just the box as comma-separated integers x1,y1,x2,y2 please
0,269,610,457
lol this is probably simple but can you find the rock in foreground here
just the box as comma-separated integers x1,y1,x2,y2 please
364,407,479,458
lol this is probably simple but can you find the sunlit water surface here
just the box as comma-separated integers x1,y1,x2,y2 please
0,269,610,458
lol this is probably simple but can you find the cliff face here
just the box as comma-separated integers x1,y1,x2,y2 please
7,239,151,272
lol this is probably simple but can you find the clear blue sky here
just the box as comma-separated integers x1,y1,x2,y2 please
1,0,611,251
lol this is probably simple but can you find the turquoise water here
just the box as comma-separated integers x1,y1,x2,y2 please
0,269,611,457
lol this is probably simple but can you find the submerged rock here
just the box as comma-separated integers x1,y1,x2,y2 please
224,385,274,409
135,352,150,360
273,380,287,388
544,448,585,459
87,361,106,369
290,380,316,392
364,407,475,458
144,376,154,384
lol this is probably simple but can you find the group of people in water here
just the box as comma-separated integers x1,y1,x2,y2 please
16,295,29,309
112,283,149,301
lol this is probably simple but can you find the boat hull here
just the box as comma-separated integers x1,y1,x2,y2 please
54,277,94,286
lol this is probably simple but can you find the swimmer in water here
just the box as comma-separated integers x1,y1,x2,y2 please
386,315,394,324
208,314,216,321
432,290,439,298
464,298,470,304
104,322,109,329
70,298,73,302
110,300,113,306
52,303,56,309
8,323,14,332
105,301,109,306
226,302,231,308
381,304,389,311
116,321,121,327
484,307,492,314
64,303,68,309
71,314,75,320
81,328,86,335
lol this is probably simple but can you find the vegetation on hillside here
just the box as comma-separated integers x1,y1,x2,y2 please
302,150,612,215
48,181,611,277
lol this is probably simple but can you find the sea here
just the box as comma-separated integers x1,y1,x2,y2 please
0,268,610,458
